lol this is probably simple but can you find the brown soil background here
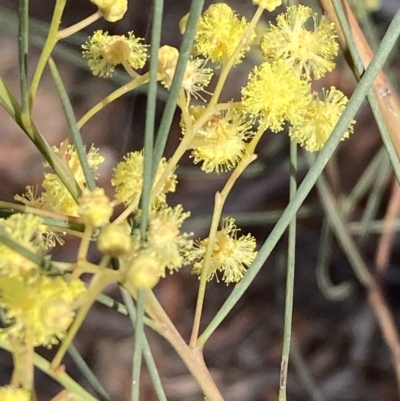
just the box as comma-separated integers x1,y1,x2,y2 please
1,1,400,400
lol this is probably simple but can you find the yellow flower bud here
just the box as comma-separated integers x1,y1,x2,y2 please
78,188,113,227
91,0,127,22
97,224,131,256
252,0,282,12
0,386,30,401
127,253,161,289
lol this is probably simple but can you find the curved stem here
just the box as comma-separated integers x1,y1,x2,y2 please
30,0,67,107
190,126,264,348
77,73,150,129
57,11,102,40
278,140,297,401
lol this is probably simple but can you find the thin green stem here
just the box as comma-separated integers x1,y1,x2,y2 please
0,79,80,201
49,58,96,191
153,0,205,167
316,219,353,301
340,147,386,216
18,0,29,120
57,11,102,40
358,155,391,239
140,0,164,237
132,290,145,401
198,7,400,344
95,293,161,332
120,287,167,401
30,0,67,107
67,343,111,401
192,153,257,349
290,337,326,401
278,140,297,401
308,158,372,287
77,74,150,129
189,193,223,348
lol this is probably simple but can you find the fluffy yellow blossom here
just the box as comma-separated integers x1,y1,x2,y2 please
241,60,311,132
147,205,192,273
261,5,338,79
187,217,257,284
91,0,127,22
0,386,30,401
183,106,253,173
82,30,147,78
0,214,43,277
158,45,213,101
111,150,177,208
42,145,104,216
0,275,86,347
195,3,255,65
78,188,113,227
15,189,79,254
289,87,354,151
253,0,282,12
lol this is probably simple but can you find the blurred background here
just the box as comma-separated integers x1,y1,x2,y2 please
1,0,400,400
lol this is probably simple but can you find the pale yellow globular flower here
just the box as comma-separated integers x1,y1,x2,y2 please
187,217,257,284
261,5,338,79
0,386,30,401
183,105,253,173
158,45,213,101
126,251,162,289
195,3,256,65
0,214,43,278
253,0,282,12
82,30,147,78
289,87,354,152
147,205,193,274
91,0,128,22
97,224,131,256
241,60,311,132
42,144,104,216
111,150,177,208
0,275,86,347
78,188,113,227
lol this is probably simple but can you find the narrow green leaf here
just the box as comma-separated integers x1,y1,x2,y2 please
49,57,96,191
0,78,80,201
120,288,167,401
140,0,164,237
67,343,112,401
153,0,205,167
18,0,29,118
